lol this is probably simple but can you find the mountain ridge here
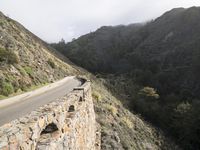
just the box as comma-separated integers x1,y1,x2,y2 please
52,6,200,149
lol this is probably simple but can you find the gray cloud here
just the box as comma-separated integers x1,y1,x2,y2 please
0,0,200,42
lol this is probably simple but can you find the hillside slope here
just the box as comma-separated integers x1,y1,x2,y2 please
52,7,200,149
91,77,180,150
0,11,78,97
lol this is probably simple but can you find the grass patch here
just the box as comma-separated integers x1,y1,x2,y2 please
0,21,3,27
0,82,49,100
2,81,14,96
24,66,33,76
0,95,6,100
18,66,27,76
47,59,56,68
0,48,19,64
92,91,101,101
122,117,134,129
104,104,118,115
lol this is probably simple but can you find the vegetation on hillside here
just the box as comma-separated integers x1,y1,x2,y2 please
52,7,200,149
90,76,180,150
0,47,19,64
0,11,77,97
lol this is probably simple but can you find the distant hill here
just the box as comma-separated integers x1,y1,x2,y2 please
52,7,200,149
52,6,200,98
51,23,143,73
53,7,200,73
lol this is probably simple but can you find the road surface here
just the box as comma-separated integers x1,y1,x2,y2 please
0,77,82,126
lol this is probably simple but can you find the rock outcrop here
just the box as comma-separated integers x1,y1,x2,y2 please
0,81,98,150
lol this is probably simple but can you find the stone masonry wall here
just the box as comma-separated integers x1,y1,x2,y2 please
0,81,98,150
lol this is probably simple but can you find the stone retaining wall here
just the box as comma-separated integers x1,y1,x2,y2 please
0,81,98,150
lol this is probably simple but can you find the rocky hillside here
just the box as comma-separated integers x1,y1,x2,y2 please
0,11,180,150
52,7,200,149
0,11,78,98
91,77,180,150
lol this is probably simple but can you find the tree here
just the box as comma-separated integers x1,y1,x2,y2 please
139,86,159,99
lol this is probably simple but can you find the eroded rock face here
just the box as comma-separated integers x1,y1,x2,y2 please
0,81,98,150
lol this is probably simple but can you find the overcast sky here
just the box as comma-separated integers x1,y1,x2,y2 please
0,0,200,43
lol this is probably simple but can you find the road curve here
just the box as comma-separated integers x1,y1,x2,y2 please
0,77,82,126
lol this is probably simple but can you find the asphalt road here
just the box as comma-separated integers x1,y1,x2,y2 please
0,77,81,126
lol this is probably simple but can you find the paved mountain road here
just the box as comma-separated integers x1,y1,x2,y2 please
0,77,82,126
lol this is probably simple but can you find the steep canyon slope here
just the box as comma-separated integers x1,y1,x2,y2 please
52,7,200,150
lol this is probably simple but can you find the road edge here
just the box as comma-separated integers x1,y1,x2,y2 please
0,76,75,109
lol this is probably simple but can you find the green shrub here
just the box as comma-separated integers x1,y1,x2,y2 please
18,66,27,76
0,95,6,100
0,48,19,64
139,87,159,99
24,66,33,76
92,91,101,101
0,21,3,27
2,81,14,96
8,52,19,64
175,102,191,114
104,104,118,115
47,59,56,68
122,117,134,129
